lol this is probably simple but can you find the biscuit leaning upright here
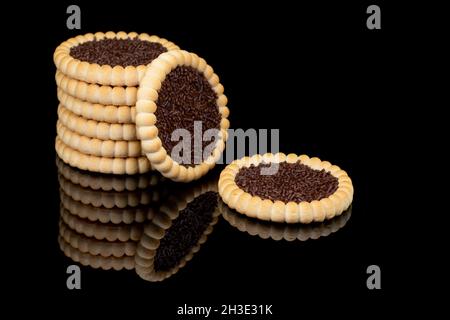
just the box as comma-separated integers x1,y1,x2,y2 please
136,50,230,182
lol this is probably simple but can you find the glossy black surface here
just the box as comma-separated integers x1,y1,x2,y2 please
9,1,418,317
52,157,363,314
55,157,355,281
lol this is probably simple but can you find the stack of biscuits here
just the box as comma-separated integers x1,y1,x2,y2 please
53,31,179,174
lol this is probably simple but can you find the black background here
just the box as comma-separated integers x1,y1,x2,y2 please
7,0,425,317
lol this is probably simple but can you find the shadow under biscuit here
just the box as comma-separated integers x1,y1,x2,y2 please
135,176,220,282
219,200,352,242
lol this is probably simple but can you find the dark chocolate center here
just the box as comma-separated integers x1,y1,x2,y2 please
235,161,339,202
154,191,218,272
69,38,167,67
155,66,221,166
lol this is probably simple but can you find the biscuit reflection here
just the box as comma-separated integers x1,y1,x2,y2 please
57,157,161,271
56,157,220,278
219,200,352,241
135,178,220,282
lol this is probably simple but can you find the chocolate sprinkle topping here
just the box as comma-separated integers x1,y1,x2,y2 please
69,38,167,67
154,191,217,272
235,161,339,202
155,66,221,166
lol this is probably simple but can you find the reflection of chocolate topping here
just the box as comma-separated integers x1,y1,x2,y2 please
70,38,167,67
154,191,218,271
235,162,339,203
155,66,221,166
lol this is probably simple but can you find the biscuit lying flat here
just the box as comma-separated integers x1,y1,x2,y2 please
55,71,138,106
54,31,179,87
57,104,138,141
219,153,354,224
56,137,151,174
136,50,230,182
57,121,142,158
57,89,136,124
